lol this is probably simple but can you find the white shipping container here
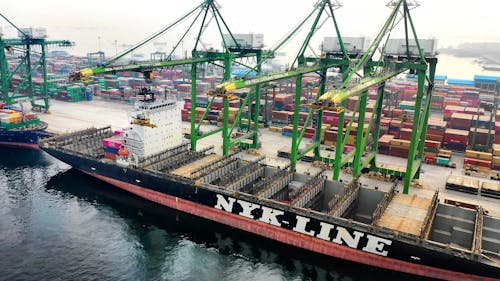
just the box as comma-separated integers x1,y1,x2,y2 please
383,38,438,56
223,33,264,49
18,27,47,39
323,37,369,54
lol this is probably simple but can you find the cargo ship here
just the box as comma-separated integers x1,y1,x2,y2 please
0,104,52,149
40,91,500,281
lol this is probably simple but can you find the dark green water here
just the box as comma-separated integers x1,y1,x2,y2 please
0,147,431,281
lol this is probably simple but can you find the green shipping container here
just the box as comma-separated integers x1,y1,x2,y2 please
436,157,450,165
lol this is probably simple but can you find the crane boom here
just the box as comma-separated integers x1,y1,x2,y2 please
211,64,331,95
70,52,261,81
314,68,405,108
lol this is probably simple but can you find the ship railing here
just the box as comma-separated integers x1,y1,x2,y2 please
419,191,439,239
161,146,214,173
42,126,112,148
371,181,398,225
256,171,294,199
252,165,290,192
471,206,484,254
218,156,265,187
139,143,191,168
148,150,193,171
226,166,266,192
190,151,240,181
197,158,240,184
327,179,360,218
290,169,326,209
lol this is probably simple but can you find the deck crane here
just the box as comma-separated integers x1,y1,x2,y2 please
310,0,437,194
0,13,73,111
210,0,352,157
69,0,268,152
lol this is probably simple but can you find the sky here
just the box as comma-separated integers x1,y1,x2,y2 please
1,0,499,57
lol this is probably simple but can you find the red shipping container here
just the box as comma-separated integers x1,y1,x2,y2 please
424,155,437,164
400,128,412,140
426,134,444,142
463,157,491,168
104,152,117,160
425,140,441,149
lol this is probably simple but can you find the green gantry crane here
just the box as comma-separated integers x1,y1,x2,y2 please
210,0,351,157
70,0,267,153
0,13,73,111
311,0,437,194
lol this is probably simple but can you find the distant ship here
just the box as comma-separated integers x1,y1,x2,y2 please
482,65,500,72
41,90,500,281
0,105,52,149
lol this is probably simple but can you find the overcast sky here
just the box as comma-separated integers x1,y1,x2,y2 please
1,0,498,56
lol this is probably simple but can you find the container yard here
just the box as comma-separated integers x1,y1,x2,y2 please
1,0,500,280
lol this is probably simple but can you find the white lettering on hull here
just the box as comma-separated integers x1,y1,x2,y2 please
362,235,393,256
259,206,284,227
331,226,364,249
214,194,392,257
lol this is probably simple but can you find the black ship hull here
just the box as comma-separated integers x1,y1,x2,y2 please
42,147,499,281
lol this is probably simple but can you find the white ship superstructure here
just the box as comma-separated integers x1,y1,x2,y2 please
123,91,183,161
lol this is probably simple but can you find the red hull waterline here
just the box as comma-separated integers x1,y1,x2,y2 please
0,141,39,150
84,171,496,281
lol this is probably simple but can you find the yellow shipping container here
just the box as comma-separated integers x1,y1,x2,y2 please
324,140,335,147
346,135,356,146
465,150,492,161
493,156,500,165
390,139,411,148
493,144,500,156
438,149,452,157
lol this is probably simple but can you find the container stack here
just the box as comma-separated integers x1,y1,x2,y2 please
449,113,473,130
273,94,294,111
436,149,452,166
492,144,500,171
422,140,440,164
388,139,410,158
426,119,447,142
0,109,22,124
378,134,395,155
272,111,293,126
102,133,124,160
463,150,492,169
443,128,468,151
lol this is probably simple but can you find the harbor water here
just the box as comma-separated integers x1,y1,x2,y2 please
0,147,432,281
